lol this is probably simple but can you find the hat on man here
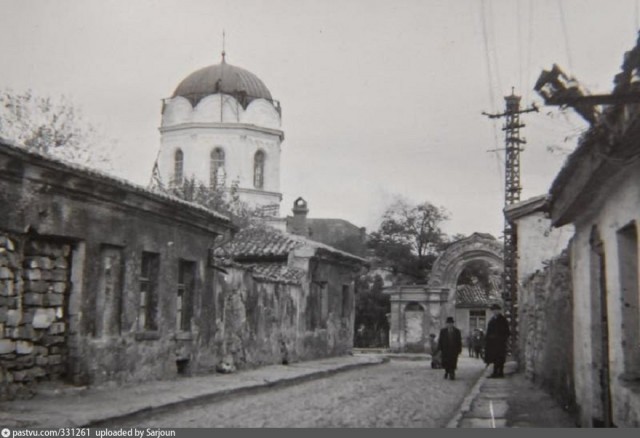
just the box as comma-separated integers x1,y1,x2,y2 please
446,317,454,323
490,303,501,310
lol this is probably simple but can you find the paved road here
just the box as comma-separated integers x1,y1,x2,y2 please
115,356,486,428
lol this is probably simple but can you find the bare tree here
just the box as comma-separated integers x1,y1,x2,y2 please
0,89,114,170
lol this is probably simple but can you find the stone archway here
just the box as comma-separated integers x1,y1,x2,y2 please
427,233,504,326
384,233,503,352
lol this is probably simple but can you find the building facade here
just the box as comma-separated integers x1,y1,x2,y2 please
544,37,640,427
0,140,365,400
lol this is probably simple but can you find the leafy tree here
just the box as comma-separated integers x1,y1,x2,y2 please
457,259,493,289
161,177,268,229
354,274,389,348
0,89,113,170
368,196,450,280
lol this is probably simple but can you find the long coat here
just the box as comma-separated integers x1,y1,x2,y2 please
484,314,510,365
437,326,462,370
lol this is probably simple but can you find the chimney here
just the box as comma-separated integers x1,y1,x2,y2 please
291,197,309,237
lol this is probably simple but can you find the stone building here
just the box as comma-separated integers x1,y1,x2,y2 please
158,53,283,214
216,225,367,363
538,36,640,427
454,277,501,342
0,139,365,400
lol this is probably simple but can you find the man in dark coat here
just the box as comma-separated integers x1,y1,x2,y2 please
437,316,462,380
484,303,510,378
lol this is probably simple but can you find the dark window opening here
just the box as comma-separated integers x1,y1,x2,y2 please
139,252,160,331
177,260,196,332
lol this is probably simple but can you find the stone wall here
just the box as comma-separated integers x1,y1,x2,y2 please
0,142,360,400
518,249,575,415
203,266,301,371
0,235,71,399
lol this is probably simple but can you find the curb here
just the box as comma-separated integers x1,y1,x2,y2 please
87,357,388,427
445,366,490,428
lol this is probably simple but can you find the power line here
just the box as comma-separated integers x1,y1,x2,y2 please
517,0,523,94
557,0,574,73
479,0,504,194
524,0,535,104
487,0,504,97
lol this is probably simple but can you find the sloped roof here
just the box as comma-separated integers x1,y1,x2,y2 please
456,278,501,308
248,263,306,284
0,139,232,225
548,34,640,226
216,226,367,265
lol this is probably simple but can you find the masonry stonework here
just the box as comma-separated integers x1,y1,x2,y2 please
518,250,575,415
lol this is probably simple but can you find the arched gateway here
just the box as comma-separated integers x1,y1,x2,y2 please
384,233,503,352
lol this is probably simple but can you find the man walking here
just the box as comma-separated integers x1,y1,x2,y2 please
437,317,462,380
484,303,510,378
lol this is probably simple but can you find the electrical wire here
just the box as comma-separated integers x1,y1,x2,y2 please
524,0,535,104
517,0,524,95
480,0,505,194
557,0,574,73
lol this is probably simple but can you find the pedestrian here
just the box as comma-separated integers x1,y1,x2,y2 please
428,333,441,369
466,332,473,357
473,329,485,359
484,303,510,378
437,316,462,380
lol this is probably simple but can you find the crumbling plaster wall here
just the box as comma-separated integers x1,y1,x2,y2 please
569,162,640,427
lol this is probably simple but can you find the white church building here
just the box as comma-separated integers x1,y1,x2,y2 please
157,52,284,216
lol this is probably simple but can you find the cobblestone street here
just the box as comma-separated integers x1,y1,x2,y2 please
113,357,485,428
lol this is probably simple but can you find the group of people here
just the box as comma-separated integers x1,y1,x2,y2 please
429,303,510,380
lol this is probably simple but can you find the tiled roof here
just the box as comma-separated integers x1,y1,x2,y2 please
248,263,306,284
456,278,501,307
217,226,367,264
215,258,304,285
217,227,304,259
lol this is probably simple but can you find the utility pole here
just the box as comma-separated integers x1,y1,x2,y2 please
483,88,538,358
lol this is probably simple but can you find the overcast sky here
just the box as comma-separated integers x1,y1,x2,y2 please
1,0,638,238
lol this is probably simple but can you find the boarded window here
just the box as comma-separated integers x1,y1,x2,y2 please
139,252,160,331
95,245,123,337
617,222,639,377
307,283,327,330
177,260,196,332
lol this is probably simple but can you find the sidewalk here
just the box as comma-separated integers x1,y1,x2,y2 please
0,354,385,428
448,361,577,428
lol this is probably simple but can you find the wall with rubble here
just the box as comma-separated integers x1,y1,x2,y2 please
0,235,74,399
517,249,575,417
297,256,356,359
203,266,301,371
0,143,358,400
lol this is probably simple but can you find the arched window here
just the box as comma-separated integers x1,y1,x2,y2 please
174,148,184,185
254,150,265,189
210,147,226,189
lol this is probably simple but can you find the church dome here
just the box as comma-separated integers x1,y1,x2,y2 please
173,59,273,108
